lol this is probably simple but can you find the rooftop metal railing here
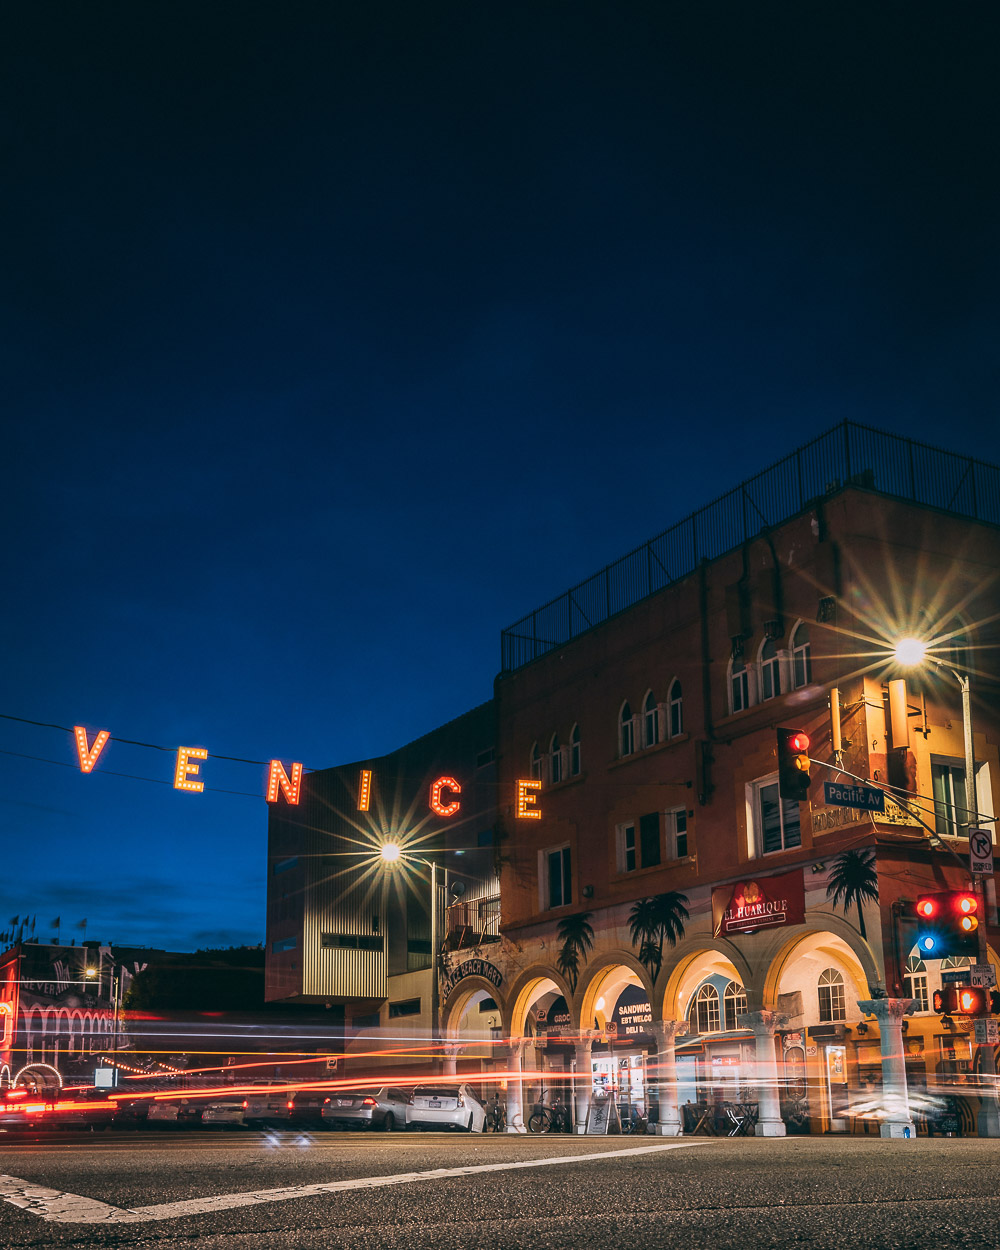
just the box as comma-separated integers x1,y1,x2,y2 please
500,421,999,672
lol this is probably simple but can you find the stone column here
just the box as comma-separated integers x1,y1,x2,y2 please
648,1020,688,1136
505,1039,527,1133
739,1010,788,1137
443,1043,460,1078
573,1034,595,1133
858,998,915,1139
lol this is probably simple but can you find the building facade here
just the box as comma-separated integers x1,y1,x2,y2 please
467,425,1000,1136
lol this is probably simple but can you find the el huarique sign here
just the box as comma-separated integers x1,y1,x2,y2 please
712,871,805,937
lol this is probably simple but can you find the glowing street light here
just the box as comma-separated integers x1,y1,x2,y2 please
379,842,401,864
894,637,927,667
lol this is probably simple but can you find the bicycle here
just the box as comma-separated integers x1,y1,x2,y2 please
528,1096,572,1134
484,1093,507,1133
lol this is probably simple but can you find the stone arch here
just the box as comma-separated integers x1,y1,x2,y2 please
506,965,573,1038
660,938,755,1020
576,950,653,1030
759,915,881,1011
441,975,507,1039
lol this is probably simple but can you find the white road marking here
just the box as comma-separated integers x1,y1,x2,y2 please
0,1139,703,1224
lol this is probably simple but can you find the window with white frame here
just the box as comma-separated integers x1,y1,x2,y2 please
691,984,721,1034
904,955,928,1012
617,822,637,873
542,845,572,910
749,776,801,855
570,723,581,776
620,702,634,757
665,807,688,859
791,622,811,688
759,639,781,700
616,813,661,872
723,981,747,1031
730,657,750,713
550,732,561,784
930,757,989,839
817,968,846,1022
643,690,659,747
530,742,541,782
668,679,683,737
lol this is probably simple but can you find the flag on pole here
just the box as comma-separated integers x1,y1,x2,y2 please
50,917,61,929
8,916,18,928
75,919,88,929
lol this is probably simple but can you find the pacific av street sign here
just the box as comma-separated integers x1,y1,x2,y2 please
823,781,885,813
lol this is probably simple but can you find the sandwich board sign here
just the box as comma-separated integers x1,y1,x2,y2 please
585,1090,621,1135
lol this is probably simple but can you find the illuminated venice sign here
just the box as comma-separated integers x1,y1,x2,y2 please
70,726,541,816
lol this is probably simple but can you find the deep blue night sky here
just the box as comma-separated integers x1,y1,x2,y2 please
3,4,996,950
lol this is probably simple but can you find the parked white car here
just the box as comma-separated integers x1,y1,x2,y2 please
405,1084,486,1132
242,1082,294,1128
201,1098,247,1129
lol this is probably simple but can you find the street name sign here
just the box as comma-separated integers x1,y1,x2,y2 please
970,964,997,989
823,781,884,812
973,1019,1000,1045
941,970,969,984
969,829,994,876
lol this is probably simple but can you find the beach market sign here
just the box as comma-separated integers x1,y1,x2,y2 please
70,726,544,814
711,871,805,937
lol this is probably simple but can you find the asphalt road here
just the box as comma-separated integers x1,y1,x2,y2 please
1,1130,998,1249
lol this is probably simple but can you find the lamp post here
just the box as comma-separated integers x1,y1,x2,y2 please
895,637,1000,1137
380,844,440,1065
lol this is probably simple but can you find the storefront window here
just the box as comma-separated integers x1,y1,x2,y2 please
691,984,720,1034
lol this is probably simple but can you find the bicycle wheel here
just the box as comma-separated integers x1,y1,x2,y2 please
528,1109,552,1134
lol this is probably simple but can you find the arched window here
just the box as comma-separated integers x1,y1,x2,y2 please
691,983,721,1035
818,968,846,1022
904,955,928,1013
791,622,811,688
668,679,683,737
549,733,561,785
730,657,750,713
760,639,781,701
723,981,748,1031
570,724,581,777
620,702,634,757
530,742,541,781
643,691,659,748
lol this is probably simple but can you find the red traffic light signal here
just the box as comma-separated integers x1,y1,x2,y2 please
933,985,988,1016
777,728,812,802
915,891,980,959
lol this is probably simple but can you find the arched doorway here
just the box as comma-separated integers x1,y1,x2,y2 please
578,960,654,1128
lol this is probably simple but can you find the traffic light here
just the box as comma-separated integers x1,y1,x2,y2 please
777,728,811,802
915,891,980,959
932,985,989,1016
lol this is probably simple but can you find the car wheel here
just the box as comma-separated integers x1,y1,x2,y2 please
383,1113,395,1132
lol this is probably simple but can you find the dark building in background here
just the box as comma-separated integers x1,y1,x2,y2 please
265,700,499,1071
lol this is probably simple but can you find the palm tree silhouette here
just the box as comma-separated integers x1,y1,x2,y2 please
825,847,879,941
556,912,595,992
628,892,689,980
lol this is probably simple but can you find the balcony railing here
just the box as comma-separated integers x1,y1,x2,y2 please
500,420,1000,672
445,896,501,950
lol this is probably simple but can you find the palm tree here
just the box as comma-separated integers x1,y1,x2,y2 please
826,847,879,941
628,892,689,979
556,912,595,992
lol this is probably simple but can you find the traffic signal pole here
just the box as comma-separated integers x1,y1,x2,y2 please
958,673,1000,1138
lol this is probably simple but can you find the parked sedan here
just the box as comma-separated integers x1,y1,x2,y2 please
405,1084,486,1133
321,1086,412,1132
200,1098,247,1129
242,1083,294,1128
146,1098,203,1128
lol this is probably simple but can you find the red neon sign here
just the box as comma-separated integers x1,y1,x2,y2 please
430,776,462,818
266,760,303,805
74,726,110,773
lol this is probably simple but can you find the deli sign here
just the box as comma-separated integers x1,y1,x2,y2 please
712,871,805,937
